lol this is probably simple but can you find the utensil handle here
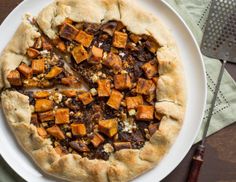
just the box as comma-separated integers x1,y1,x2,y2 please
187,144,205,182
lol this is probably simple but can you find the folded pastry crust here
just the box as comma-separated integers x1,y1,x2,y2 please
0,0,186,181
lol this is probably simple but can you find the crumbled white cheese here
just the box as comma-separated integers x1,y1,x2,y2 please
52,92,63,104
103,143,114,153
91,74,99,83
121,70,128,74
90,88,98,96
119,52,125,57
40,50,50,57
98,42,103,47
122,118,136,133
128,109,136,116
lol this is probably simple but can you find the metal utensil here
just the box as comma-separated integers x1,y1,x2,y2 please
187,0,236,181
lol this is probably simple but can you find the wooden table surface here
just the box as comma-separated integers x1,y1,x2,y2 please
0,1,235,182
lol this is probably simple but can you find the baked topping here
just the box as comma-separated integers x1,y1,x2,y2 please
7,20,161,160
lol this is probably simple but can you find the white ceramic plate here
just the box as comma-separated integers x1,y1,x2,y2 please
0,0,207,181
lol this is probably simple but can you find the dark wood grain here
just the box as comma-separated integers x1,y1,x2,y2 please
0,1,235,182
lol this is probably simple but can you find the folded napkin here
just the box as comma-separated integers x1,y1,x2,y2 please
1,1,236,182
165,0,236,142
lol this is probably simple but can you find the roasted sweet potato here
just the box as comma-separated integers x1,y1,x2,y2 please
145,37,160,53
71,123,87,136
136,78,156,95
113,31,128,48
45,66,63,79
53,38,66,52
91,133,105,147
61,90,77,97
91,46,103,58
107,90,123,110
129,34,142,44
125,95,143,109
7,70,22,86
23,79,39,88
59,23,79,41
114,74,132,90
61,76,79,86
78,92,94,105
136,105,154,121
54,145,67,156
33,91,50,99
41,37,53,51
72,45,89,64
35,99,54,112
75,30,94,47
113,142,132,151
97,79,111,97
39,110,54,122
32,59,45,74
37,127,48,138
46,125,65,140
27,48,40,58
55,108,70,124
103,52,122,72
141,60,158,79
98,119,118,138
17,63,33,78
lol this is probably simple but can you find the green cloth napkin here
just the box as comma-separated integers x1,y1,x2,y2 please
165,0,236,142
1,0,236,182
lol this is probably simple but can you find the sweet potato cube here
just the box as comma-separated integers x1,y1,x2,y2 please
75,30,94,47
71,123,87,136
91,46,103,58
91,133,105,147
129,34,142,44
136,78,156,95
17,63,33,78
33,91,50,99
136,105,154,121
97,79,111,97
54,145,67,156
114,74,132,90
32,59,45,74
107,90,123,110
39,111,54,122
103,52,122,72
145,37,159,53
98,119,118,138
23,79,39,88
78,92,93,105
7,70,22,86
69,141,90,152
35,99,53,112
31,113,39,126
114,142,132,151
39,80,52,88
37,127,48,138
27,48,40,58
45,66,63,79
61,76,79,86
72,45,89,64
113,31,128,48
126,95,143,109
148,123,159,136
141,60,158,79
53,38,66,52
46,125,65,140
41,37,53,51
55,108,70,124
59,23,79,41
61,90,77,97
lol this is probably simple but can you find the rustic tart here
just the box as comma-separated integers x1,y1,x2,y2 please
0,0,186,181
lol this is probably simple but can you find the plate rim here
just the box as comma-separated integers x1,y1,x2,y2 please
0,0,207,181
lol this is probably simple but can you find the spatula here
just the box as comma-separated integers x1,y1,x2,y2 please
187,0,236,181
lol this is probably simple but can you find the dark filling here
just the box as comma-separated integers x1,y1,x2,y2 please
7,19,161,160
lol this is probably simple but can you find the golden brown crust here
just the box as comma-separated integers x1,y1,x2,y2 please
0,0,186,181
